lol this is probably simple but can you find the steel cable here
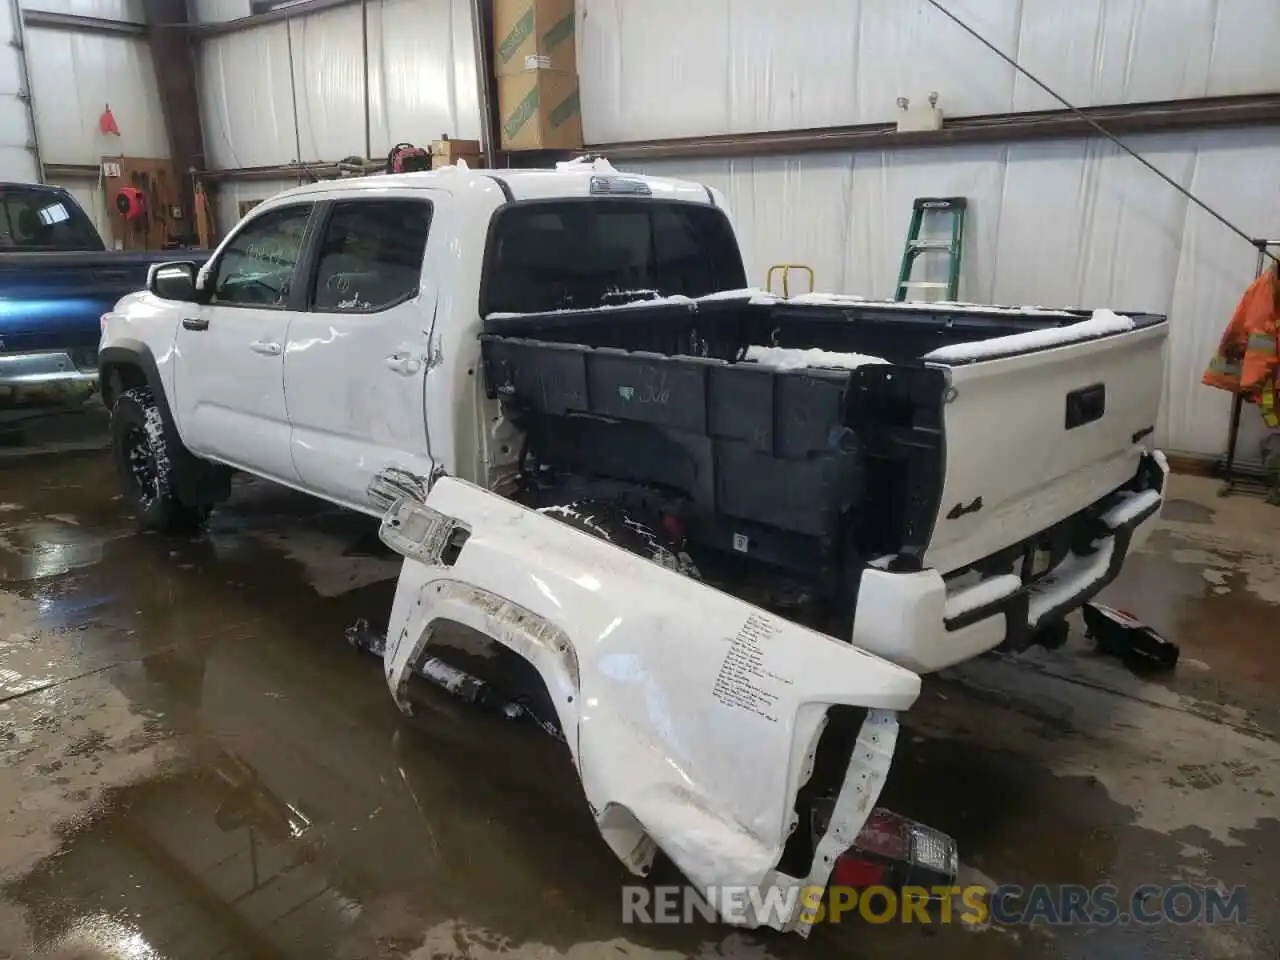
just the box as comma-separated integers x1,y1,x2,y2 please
924,0,1280,265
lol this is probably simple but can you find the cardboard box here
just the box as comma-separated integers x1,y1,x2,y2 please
430,139,483,169
498,69,583,151
431,139,480,161
431,152,484,170
493,0,576,75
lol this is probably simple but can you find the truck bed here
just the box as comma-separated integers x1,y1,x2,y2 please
480,292,1167,600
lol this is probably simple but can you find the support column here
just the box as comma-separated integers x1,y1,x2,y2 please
142,0,206,237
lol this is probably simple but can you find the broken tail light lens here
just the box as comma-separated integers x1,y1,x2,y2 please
812,802,959,894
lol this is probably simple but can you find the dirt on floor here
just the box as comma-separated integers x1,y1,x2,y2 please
0,431,1277,959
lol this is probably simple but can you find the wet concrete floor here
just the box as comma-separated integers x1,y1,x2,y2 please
1,439,1278,959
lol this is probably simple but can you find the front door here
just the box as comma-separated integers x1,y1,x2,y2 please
283,194,437,511
173,202,315,483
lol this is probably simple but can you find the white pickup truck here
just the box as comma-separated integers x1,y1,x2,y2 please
99,164,1168,932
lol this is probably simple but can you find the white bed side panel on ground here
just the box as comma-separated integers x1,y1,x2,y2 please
380,479,921,933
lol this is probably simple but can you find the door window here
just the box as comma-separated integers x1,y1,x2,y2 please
210,204,314,308
310,199,433,313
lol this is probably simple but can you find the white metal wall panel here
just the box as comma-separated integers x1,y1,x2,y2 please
197,0,481,169
25,29,169,164
212,179,297,235
0,1,37,180
24,0,144,21
627,126,1280,461
286,5,366,163
580,0,1280,143
55,178,108,240
377,0,481,151
188,0,251,21
198,23,295,168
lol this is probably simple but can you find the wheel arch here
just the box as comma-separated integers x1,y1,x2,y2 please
100,340,229,507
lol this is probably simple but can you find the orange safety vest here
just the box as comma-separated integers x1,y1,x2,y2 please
1203,267,1280,427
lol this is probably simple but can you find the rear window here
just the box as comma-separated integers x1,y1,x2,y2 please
0,186,102,251
481,199,746,316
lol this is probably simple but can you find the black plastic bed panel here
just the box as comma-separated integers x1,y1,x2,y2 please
483,337,848,457
482,336,861,538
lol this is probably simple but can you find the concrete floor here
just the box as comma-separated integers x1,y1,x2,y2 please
1,423,1278,959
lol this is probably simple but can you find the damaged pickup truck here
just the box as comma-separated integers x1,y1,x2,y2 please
98,164,1168,932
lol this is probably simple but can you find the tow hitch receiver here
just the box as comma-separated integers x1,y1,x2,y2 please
376,479,925,935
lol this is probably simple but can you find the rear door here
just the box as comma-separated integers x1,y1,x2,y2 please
923,317,1168,574
283,193,437,512
173,202,315,482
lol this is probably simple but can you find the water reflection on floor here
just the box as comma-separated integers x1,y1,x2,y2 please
1,447,1278,959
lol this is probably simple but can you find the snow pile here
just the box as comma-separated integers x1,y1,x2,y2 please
943,574,1022,620
786,292,871,307
744,345,888,371
486,293,696,321
695,287,767,302
748,291,1081,317
922,308,1137,364
556,155,618,173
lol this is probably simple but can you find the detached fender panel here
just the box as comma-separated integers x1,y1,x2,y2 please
382,478,921,934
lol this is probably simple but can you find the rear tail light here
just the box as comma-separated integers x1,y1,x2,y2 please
813,803,959,894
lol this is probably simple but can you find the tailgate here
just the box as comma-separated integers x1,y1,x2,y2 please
923,314,1167,574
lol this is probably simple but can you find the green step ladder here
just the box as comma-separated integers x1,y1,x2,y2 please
895,196,967,301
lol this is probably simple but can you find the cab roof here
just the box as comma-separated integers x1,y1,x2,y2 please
267,164,719,206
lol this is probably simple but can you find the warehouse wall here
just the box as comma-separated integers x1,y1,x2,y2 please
209,178,297,236
32,0,144,18
625,128,1280,463
0,1,38,180
14,0,169,233
579,0,1280,143
24,30,169,164
586,0,1280,462
188,0,250,21
195,0,481,169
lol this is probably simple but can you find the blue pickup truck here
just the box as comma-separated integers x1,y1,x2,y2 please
0,182,209,396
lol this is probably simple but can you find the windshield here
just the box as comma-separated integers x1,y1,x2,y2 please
481,199,747,316
0,186,103,252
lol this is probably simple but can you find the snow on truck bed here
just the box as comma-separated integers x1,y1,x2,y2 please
744,346,888,370
485,294,1137,369
921,308,1136,363
484,289,1088,321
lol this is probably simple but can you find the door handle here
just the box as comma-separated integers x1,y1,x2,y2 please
384,353,422,375
182,317,209,331
250,340,283,356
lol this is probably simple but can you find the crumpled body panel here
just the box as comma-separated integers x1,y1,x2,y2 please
381,478,921,934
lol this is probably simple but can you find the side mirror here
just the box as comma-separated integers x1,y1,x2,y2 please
148,261,199,302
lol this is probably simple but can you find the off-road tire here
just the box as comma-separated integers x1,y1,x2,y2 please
110,387,209,533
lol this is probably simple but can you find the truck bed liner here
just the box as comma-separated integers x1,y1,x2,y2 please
480,293,1166,589
481,293,1163,365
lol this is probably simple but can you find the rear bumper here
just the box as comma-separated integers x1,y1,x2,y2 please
0,351,98,387
851,451,1167,673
